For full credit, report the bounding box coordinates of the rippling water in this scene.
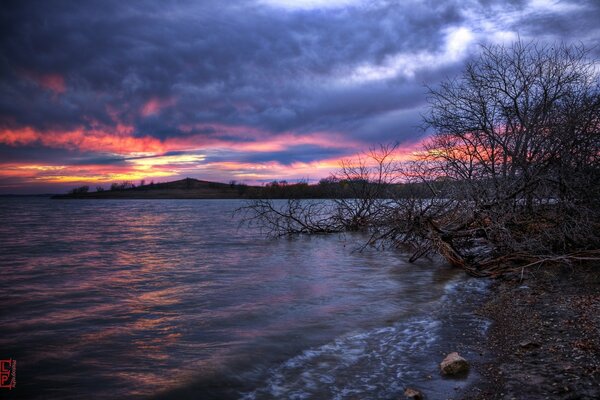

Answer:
[0,198,489,399]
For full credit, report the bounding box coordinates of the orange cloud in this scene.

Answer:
[0,162,177,185]
[0,141,426,190]
[0,121,427,191]
[0,125,360,157]
[0,126,165,154]
[0,124,366,161]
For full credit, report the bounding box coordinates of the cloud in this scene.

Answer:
[0,126,165,154]
[0,0,598,192]
[259,0,363,10]
[140,97,177,117]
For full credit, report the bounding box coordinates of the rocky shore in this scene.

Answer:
[462,264,600,400]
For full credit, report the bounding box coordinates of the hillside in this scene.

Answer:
[52,178,251,199]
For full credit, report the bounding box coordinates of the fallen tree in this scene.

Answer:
[241,40,600,277]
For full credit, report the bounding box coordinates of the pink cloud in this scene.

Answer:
[141,97,177,117]
[175,123,365,152]
[0,123,365,157]
[21,70,67,94]
[38,74,66,94]
[0,126,165,154]
[0,119,428,191]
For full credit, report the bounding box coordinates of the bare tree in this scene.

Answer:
[411,40,600,274]
[238,198,343,236]
[239,144,401,235]
[331,143,401,231]
[423,41,599,208]
[241,40,600,276]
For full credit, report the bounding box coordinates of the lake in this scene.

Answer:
[0,198,489,399]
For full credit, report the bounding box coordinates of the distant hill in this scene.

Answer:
[52,178,252,199]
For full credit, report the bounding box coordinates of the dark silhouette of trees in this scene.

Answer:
[409,40,600,273]
[242,40,600,276]
[423,41,599,209]
[240,144,401,235]
[110,181,136,191]
[69,185,89,195]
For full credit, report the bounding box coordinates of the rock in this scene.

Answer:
[404,387,424,399]
[519,340,541,349]
[440,352,469,376]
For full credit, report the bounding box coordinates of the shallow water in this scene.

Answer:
[0,198,489,399]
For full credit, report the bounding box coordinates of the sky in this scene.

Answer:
[1,0,599,193]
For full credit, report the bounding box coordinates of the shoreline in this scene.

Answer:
[462,265,600,399]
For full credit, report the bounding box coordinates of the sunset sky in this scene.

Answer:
[1,0,599,193]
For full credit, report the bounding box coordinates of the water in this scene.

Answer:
[0,198,490,399]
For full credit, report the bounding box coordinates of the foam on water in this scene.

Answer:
[242,318,440,400]
[242,276,491,400]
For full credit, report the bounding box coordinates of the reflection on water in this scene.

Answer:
[0,198,488,399]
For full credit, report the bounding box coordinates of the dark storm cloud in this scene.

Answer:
[0,1,460,136]
[0,144,77,164]
[1,0,599,147]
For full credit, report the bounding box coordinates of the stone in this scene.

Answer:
[440,352,469,376]
[519,340,541,349]
[404,387,424,399]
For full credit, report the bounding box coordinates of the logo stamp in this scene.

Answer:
[0,359,16,389]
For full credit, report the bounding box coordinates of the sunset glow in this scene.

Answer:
[1,0,597,193]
